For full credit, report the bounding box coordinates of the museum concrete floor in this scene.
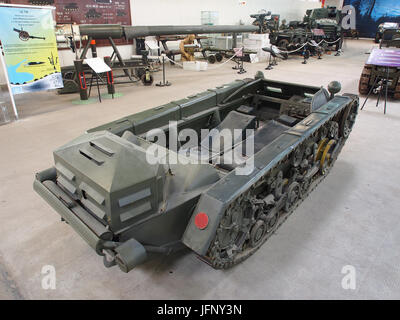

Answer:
[1,39,399,299]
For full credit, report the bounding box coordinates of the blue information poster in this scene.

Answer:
[0,5,63,94]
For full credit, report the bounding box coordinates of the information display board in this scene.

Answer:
[8,1,131,25]
[9,1,132,46]
[366,48,400,67]
[0,4,63,94]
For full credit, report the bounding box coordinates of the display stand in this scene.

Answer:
[361,66,390,114]
[0,3,62,121]
[360,48,400,115]
[262,45,282,70]
[0,29,18,120]
[156,54,171,87]
[84,58,112,103]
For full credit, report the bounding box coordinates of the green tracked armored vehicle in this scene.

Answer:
[34,73,358,272]
[270,7,343,53]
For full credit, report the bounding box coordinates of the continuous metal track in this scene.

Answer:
[199,99,359,269]
[359,65,372,96]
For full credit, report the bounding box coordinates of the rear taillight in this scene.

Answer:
[194,212,209,230]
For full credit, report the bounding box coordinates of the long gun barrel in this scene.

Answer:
[79,24,259,40]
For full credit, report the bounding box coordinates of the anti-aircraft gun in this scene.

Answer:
[251,11,280,33]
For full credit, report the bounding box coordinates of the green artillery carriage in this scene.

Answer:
[34,73,358,272]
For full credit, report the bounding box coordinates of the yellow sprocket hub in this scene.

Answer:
[320,139,336,169]
[315,138,328,161]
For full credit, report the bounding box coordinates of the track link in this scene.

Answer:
[201,99,359,270]
[359,65,372,95]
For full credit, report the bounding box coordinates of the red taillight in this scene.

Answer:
[194,212,209,230]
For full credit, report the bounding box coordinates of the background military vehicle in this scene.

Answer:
[304,6,343,50]
[375,22,400,44]
[34,73,359,273]
[378,24,400,49]
[359,56,400,100]
[269,7,343,53]
[251,11,280,34]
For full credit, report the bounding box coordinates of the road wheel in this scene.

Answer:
[249,220,266,248]
[284,182,300,213]
[208,55,216,64]
[278,39,289,50]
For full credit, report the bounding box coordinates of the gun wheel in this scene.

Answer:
[208,55,216,64]
[141,73,154,86]
[278,39,289,50]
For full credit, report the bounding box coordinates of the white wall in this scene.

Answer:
[131,0,322,26]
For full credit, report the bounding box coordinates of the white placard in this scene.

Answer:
[84,57,111,74]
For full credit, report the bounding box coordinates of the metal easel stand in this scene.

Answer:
[156,54,171,87]
[88,71,107,103]
[265,48,275,70]
[265,54,274,70]
[361,66,389,114]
